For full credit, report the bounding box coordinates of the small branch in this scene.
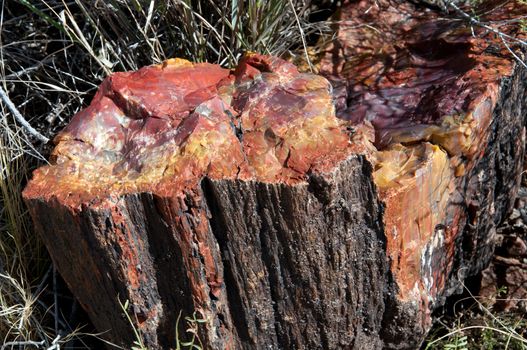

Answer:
[1,340,45,350]
[446,2,527,70]
[501,35,527,69]
[4,55,55,80]
[0,85,49,143]
[46,335,62,350]
[448,2,527,47]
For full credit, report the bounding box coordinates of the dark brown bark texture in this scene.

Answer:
[23,0,527,348]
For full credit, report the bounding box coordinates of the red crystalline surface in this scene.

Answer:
[23,54,359,208]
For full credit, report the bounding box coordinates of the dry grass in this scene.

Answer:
[20,0,329,72]
[424,282,527,350]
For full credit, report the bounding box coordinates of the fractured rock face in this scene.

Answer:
[23,0,527,348]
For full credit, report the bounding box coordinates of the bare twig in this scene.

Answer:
[501,35,527,69]
[447,2,527,70]
[0,85,49,143]
[4,56,54,80]
[1,339,45,350]
[1,334,63,350]
[448,2,527,47]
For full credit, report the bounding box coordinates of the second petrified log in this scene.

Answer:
[23,0,527,348]
[306,0,527,347]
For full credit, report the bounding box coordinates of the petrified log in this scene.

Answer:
[23,0,527,349]
[309,0,527,346]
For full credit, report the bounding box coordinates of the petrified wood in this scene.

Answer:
[309,0,527,347]
[23,0,527,348]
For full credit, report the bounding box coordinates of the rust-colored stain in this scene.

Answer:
[110,205,142,290]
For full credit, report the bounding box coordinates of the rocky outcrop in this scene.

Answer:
[23,0,527,348]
